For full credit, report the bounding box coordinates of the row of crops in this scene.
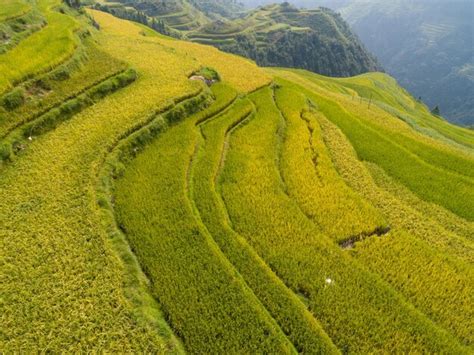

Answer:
[1,1,473,352]
[111,75,473,352]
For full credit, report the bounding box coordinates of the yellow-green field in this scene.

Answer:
[1,0,473,352]
[0,0,30,21]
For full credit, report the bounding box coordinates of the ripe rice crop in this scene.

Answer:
[0,0,79,94]
[113,86,295,353]
[270,73,474,221]
[2,3,473,353]
[0,0,31,21]
[274,83,386,241]
[0,39,127,137]
[190,92,339,353]
[1,10,213,351]
[218,85,468,353]
[316,112,474,345]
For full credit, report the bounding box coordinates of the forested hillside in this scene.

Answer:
[242,0,474,126]
[94,0,381,77]
[1,0,473,352]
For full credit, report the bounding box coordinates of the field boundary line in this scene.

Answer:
[94,87,212,353]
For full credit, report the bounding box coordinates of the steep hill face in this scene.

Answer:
[95,0,381,77]
[196,3,381,77]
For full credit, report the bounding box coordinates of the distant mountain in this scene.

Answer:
[241,0,474,126]
[94,0,381,77]
[239,0,352,9]
[338,0,474,126]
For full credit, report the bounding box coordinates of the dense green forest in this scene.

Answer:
[94,0,381,77]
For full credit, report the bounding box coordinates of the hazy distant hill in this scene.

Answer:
[338,0,474,126]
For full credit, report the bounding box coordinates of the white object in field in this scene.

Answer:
[325,278,333,285]
[28,136,32,141]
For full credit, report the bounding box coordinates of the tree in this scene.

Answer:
[64,0,80,9]
[431,105,440,116]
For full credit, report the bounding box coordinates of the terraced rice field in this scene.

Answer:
[0,0,30,21]
[1,1,473,352]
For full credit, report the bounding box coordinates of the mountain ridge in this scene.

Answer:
[93,0,382,77]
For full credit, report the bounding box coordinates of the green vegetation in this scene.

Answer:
[0,0,79,94]
[95,0,380,77]
[0,86,24,110]
[288,69,474,150]
[217,86,468,353]
[270,70,474,220]
[337,0,474,126]
[0,68,138,163]
[193,66,220,81]
[1,1,473,353]
[0,39,127,138]
[0,6,46,54]
[114,87,296,353]
[0,0,31,21]
[274,83,387,242]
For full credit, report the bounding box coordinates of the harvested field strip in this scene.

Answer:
[190,92,339,354]
[219,85,467,353]
[114,86,296,353]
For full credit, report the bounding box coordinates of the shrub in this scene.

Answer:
[0,142,13,161]
[195,67,221,81]
[51,68,71,81]
[1,87,25,110]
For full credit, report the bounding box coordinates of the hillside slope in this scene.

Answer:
[1,1,473,352]
[244,0,474,126]
[337,0,474,126]
[94,0,381,77]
